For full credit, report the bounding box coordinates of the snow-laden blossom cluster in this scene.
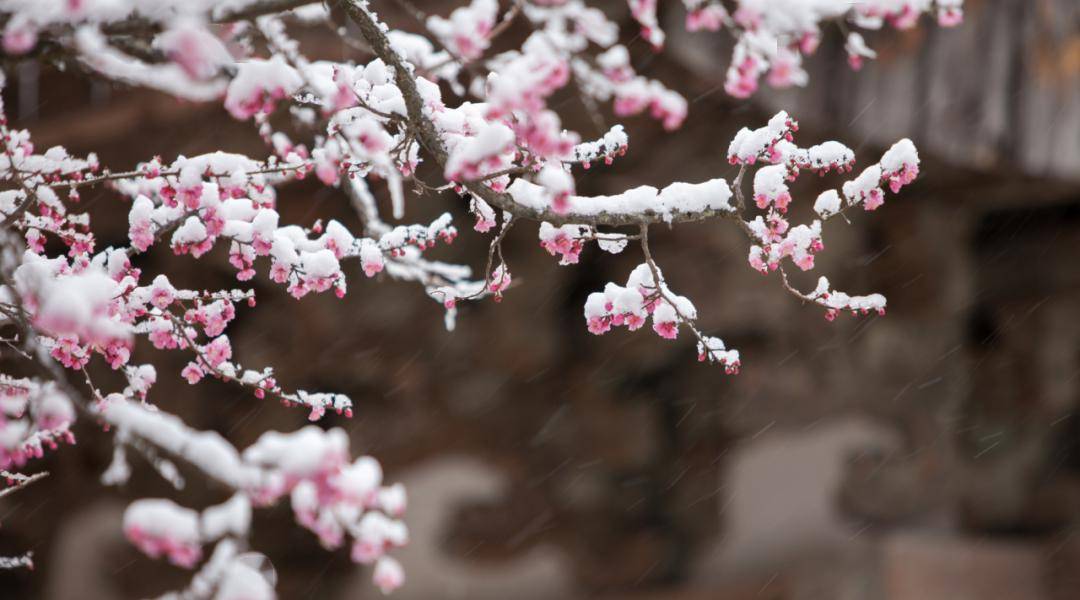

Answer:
[584,263,741,373]
[106,398,407,593]
[0,26,425,593]
[0,376,75,471]
[120,150,458,303]
[732,114,916,316]
[169,540,277,600]
[671,0,966,98]
[552,111,919,364]
[729,111,918,277]
[426,0,499,61]
[539,222,630,266]
[807,276,888,321]
[512,2,689,131]
[0,0,953,594]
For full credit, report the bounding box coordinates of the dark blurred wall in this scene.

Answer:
[2,2,1080,599]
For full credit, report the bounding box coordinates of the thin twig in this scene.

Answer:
[0,470,49,499]
[639,225,725,363]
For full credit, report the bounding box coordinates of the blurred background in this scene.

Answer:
[2,0,1080,598]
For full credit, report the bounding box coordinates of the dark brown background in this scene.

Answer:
[2,1,1079,598]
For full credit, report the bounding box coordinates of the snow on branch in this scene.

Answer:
[0,552,34,570]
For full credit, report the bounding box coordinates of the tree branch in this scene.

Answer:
[0,470,48,499]
[96,0,318,36]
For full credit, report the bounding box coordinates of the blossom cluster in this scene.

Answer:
[808,276,888,321]
[538,222,630,265]
[108,397,407,594]
[583,264,740,373]
[670,0,967,98]
[585,264,688,338]
[0,48,417,593]
[729,112,919,277]
[426,0,499,61]
[555,110,920,367]
[0,376,75,471]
